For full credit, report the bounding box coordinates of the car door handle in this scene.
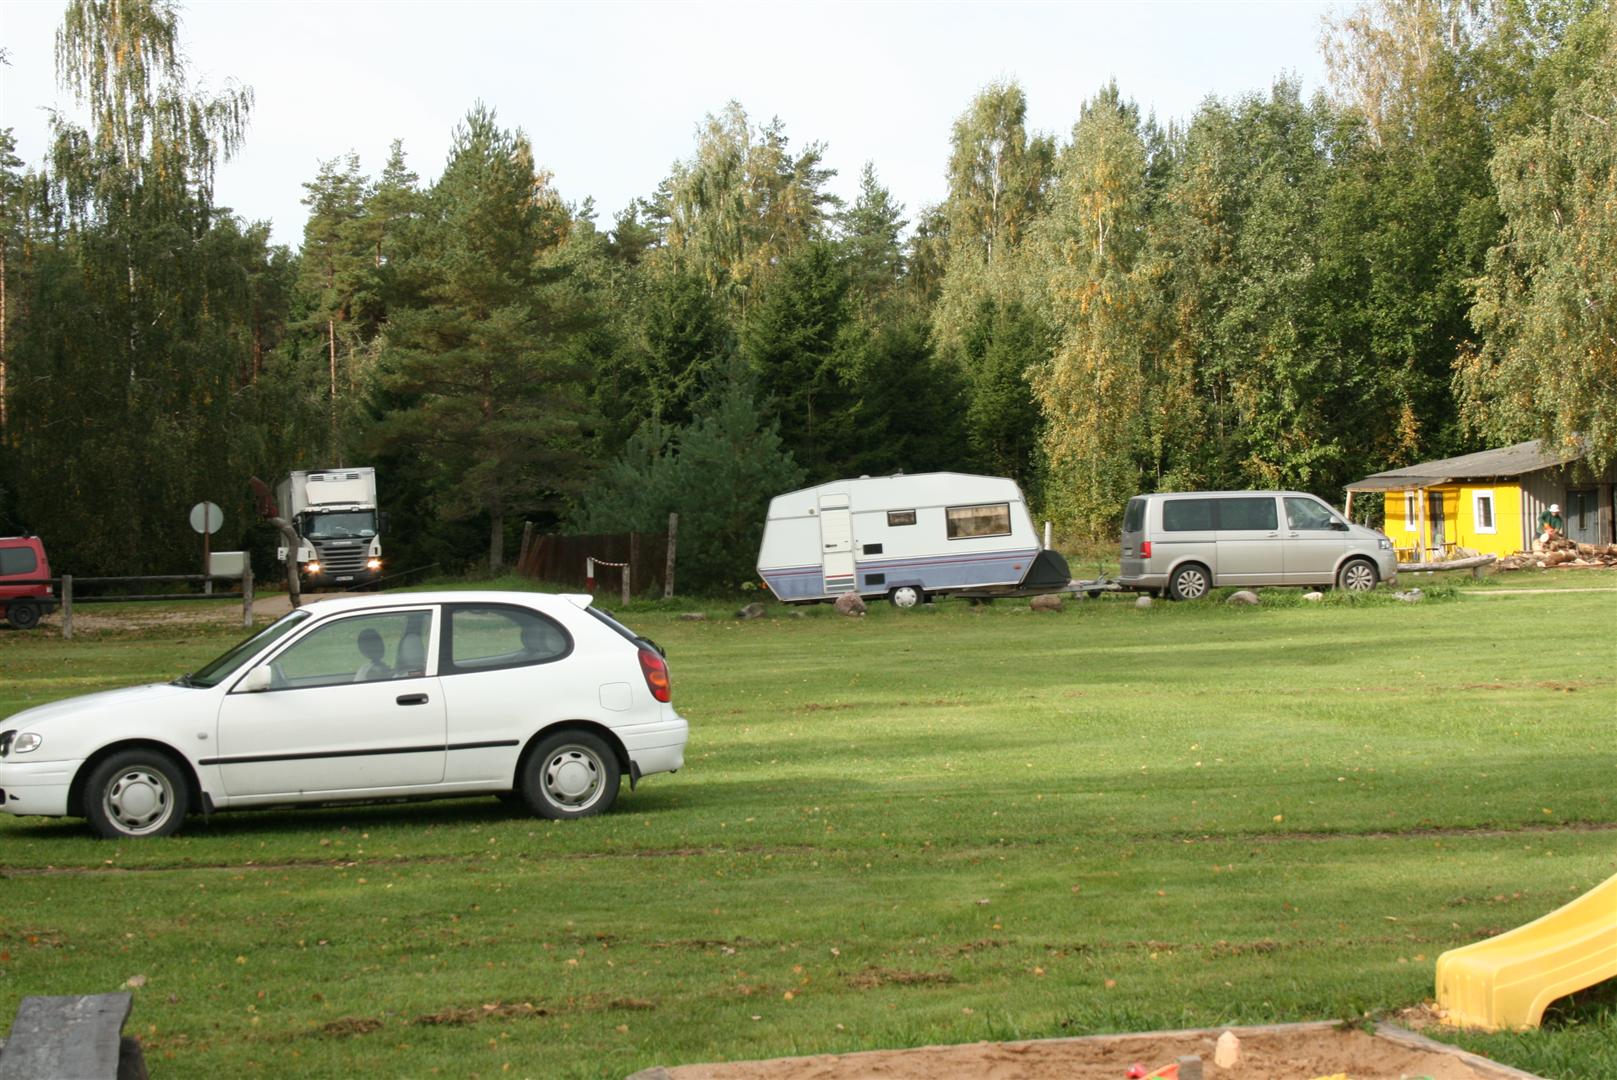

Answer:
[396,693,429,706]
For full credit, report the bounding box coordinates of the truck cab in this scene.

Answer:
[275,469,384,589]
[0,535,58,629]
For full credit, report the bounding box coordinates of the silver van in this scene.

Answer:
[1118,491,1397,600]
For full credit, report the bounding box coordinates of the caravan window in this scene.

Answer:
[887,510,917,527]
[946,503,1011,539]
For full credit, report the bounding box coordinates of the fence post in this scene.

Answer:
[242,564,254,628]
[664,513,678,599]
[517,521,535,575]
[61,574,73,640]
[621,560,631,608]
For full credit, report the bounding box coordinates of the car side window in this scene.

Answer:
[445,605,572,674]
[269,612,427,689]
[0,546,38,576]
[1162,499,1214,531]
[1285,497,1337,531]
[1217,497,1279,531]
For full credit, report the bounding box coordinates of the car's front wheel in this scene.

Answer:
[521,730,621,820]
[83,749,190,839]
[1336,558,1378,592]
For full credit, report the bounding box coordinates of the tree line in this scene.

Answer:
[0,0,1612,590]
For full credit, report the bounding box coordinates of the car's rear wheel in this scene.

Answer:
[6,601,41,630]
[1336,558,1378,592]
[522,730,620,820]
[83,750,190,839]
[1168,563,1211,601]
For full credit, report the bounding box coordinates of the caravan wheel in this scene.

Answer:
[889,586,924,609]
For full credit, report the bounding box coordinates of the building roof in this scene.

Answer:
[1346,438,1582,491]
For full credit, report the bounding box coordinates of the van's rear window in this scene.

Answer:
[1161,499,1214,531]
[0,547,38,576]
[1123,498,1145,533]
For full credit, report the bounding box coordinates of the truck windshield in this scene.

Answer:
[303,511,377,539]
[184,611,310,688]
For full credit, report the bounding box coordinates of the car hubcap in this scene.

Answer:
[892,588,919,608]
[544,747,602,808]
[1345,565,1374,590]
[105,769,173,834]
[1177,571,1207,599]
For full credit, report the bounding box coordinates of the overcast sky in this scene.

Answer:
[2,1,1335,248]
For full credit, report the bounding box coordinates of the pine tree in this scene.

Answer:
[375,105,592,570]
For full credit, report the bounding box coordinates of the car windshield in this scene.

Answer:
[185,611,311,688]
[303,511,377,540]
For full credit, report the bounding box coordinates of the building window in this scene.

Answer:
[1403,491,1418,532]
[887,510,917,527]
[945,503,1011,539]
[1472,491,1496,534]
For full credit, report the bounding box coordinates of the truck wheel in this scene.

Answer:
[83,749,190,839]
[1168,564,1211,602]
[889,586,924,609]
[6,601,41,630]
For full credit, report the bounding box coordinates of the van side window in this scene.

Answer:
[1161,499,1214,532]
[1217,497,1278,530]
[946,503,1011,539]
[1123,498,1145,533]
[1284,497,1336,530]
[887,510,917,527]
[0,546,38,576]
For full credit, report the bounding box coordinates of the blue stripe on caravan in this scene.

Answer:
[761,548,1041,601]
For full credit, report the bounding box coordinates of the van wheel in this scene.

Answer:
[889,586,924,609]
[6,601,41,630]
[83,750,190,838]
[1168,564,1211,601]
[1336,559,1378,592]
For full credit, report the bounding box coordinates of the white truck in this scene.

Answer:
[275,468,385,589]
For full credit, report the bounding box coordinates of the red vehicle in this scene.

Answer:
[0,535,56,630]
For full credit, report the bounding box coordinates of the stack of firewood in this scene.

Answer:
[1496,536,1617,570]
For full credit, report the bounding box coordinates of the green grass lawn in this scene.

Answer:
[1,585,1615,1078]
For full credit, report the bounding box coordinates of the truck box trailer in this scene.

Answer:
[757,472,1070,606]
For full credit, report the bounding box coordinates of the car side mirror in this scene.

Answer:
[237,666,272,693]
[1330,520,1349,531]
[378,512,389,535]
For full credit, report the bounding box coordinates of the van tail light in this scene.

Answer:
[1140,540,1152,558]
[638,646,671,703]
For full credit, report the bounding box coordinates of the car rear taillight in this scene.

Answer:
[638,647,671,703]
[1140,540,1152,558]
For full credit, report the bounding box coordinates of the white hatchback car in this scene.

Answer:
[0,591,688,838]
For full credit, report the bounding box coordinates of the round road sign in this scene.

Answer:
[189,501,224,535]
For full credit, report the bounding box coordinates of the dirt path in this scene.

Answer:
[36,590,317,634]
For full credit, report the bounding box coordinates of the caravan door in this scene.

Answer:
[818,494,856,594]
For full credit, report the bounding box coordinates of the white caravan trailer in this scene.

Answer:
[756,472,1071,606]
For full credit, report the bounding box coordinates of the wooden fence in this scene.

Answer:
[7,572,256,639]
[514,526,672,596]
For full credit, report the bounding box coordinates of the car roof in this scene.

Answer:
[293,590,594,617]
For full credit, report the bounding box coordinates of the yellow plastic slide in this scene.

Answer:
[1436,871,1617,1030]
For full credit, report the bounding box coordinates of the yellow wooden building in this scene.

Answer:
[1347,439,1616,561]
